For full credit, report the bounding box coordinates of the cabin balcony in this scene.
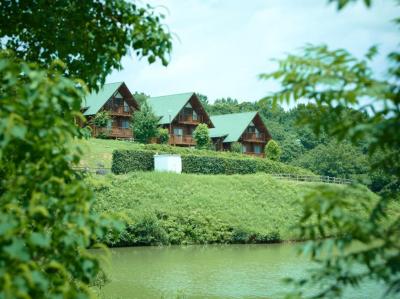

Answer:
[107,106,131,116]
[177,114,202,124]
[243,152,264,158]
[169,134,196,146]
[241,133,266,143]
[92,126,132,139]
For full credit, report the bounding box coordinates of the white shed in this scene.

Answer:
[154,154,182,173]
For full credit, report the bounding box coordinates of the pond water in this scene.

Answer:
[99,244,389,299]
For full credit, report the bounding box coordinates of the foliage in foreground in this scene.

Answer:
[0,0,173,91]
[0,0,172,297]
[0,56,122,298]
[89,172,376,246]
[261,1,400,296]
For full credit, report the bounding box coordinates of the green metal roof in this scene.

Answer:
[209,111,258,143]
[82,82,123,116]
[147,92,195,124]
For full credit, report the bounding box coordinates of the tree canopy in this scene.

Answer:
[260,0,400,296]
[131,102,160,143]
[193,123,211,150]
[0,0,172,90]
[0,1,172,297]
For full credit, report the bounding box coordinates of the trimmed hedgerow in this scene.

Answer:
[111,150,154,174]
[182,155,226,174]
[111,149,314,175]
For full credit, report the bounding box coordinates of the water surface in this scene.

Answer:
[100,244,388,299]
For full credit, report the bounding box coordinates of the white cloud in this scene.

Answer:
[108,0,400,103]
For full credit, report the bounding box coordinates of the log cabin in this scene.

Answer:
[81,82,139,139]
[209,111,272,157]
[147,92,214,146]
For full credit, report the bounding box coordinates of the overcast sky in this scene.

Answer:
[108,0,399,103]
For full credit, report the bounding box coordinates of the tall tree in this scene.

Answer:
[261,0,400,296]
[132,102,160,143]
[133,92,150,107]
[294,141,368,178]
[0,1,172,297]
[0,0,172,90]
[193,123,211,149]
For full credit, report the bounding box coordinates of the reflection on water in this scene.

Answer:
[99,244,388,299]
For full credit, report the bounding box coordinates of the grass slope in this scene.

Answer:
[91,172,376,246]
[78,139,135,168]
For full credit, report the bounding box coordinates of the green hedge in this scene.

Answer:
[112,149,314,175]
[112,150,154,174]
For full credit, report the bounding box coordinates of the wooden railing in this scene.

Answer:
[242,132,266,142]
[178,114,202,123]
[270,173,353,185]
[107,106,131,116]
[169,134,196,145]
[92,126,132,138]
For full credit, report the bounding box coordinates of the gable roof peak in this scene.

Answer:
[147,92,201,124]
[209,111,261,142]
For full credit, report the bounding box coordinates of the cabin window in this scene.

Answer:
[106,119,113,129]
[112,98,123,107]
[173,127,183,136]
[241,144,247,153]
[192,110,198,121]
[254,145,262,154]
[114,92,123,99]
[182,107,192,116]
[255,128,261,138]
[247,125,256,133]
[123,101,130,112]
[121,119,130,129]
[182,102,193,117]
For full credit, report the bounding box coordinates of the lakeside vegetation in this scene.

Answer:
[90,172,377,247]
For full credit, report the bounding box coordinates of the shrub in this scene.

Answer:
[265,140,282,161]
[230,142,242,153]
[131,102,159,143]
[91,110,111,127]
[157,127,170,144]
[193,123,211,149]
[96,130,111,139]
[114,214,168,246]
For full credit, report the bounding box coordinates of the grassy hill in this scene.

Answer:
[78,138,136,168]
[90,172,377,246]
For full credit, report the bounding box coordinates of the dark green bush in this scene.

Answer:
[112,150,154,174]
[111,149,314,175]
[110,214,168,247]
[102,211,279,246]
[182,155,226,174]
[224,157,257,174]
